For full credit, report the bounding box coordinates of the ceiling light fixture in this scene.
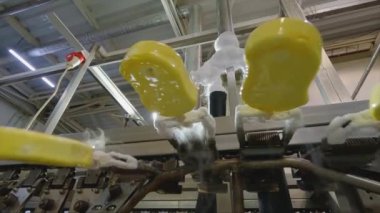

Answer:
[41,77,55,88]
[8,49,55,88]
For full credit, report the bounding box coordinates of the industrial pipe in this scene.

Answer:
[119,158,380,212]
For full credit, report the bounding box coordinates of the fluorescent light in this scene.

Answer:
[41,77,55,88]
[8,49,36,71]
[8,48,55,88]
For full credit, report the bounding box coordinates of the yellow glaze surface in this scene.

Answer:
[0,127,93,168]
[243,18,322,112]
[369,84,380,121]
[120,41,197,117]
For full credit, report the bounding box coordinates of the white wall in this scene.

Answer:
[306,53,380,106]
[334,56,380,100]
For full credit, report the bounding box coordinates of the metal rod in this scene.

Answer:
[230,171,244,213]
[161,0,186,36]
[352,43,380,99]
[119,158,380,211]
[186,5,205,110]
[29,77,133,101]
[216,0,234,33]
[185,5,202,72]
[47,12,88,53]
[89,66,146,125]
[0,63,67,87]
[44,46,96,134]
[48,12,145,125]
[226,68,239,117]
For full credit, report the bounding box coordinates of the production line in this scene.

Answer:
[0,1,380,213]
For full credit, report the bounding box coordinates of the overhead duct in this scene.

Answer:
[28,12,177,56]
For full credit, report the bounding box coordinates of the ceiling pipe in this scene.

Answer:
[0,0,54,19]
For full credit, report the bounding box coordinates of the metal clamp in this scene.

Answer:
[235,104,302,158]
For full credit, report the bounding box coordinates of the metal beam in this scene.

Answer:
[161,0,186,36]
[4,13,70,102]
[44,46,96,134]
[0,15,275,86]
[5,16,59,64]
[185,4,202,72]
[0,7,36,98]
[0,89,36,115]
[0,63,67,87]
[0,0,53,19]
[93,15,275,61]
[89,66,146,125]
[61,118,85,132]
[29,78,135,101]
[62,100,371,156]
[48,12,146,125]
[216,0,233,33]
[305,0,380,20]
[0,67,32,97]
[47,12,88,53]
[280,0,352,103]
[65,104,142,118]
[374,32,380,49]
[216,0,239,117]
[72,0,100,29]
